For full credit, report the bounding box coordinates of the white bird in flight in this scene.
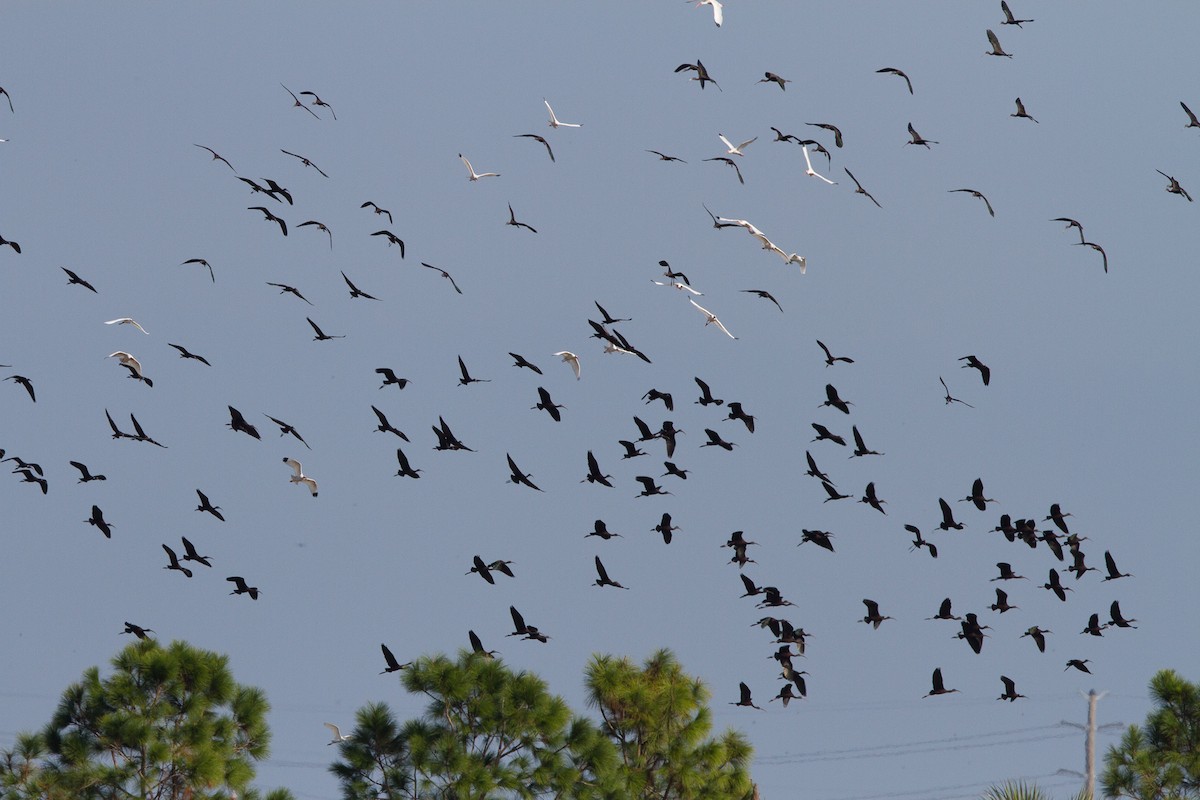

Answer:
[544,99,581,129]
[801,145,837,185]
[107,351,146,379]
[553,351,581,380]
[283,457,319,496]
[458,153,500,181]
[653,280,703,296]
[718,133,757,157]
[689,298,737,339]
[323,723,350,745]
[105,317,149,334]
[691,0,723,27]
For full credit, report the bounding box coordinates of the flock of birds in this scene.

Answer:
[2,4,1187,783]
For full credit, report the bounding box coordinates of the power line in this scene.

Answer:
[754,724,1065,764]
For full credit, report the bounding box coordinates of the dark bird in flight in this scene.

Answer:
[582,451,613,487]
[227,406,261,440]
[701,429,736,451]
[16,468,47,494]
[959,355,991,385]
[921,666,960,695]
[507,606,549,642]
[771,684,800,707]
[927,598,960,621]
[195,489,225,521]
[618,440,645,459]
[1102,551,1132,581]
[1156,169,1193,202]
[991,588,1018,613]
[5,456,42,475]
[180,536,211,568]
[0,233,21,254]
[1043,568,1073,602]
[1052,217,1087,243]
[643,388,673,410]
[962,478,995,511]
[506,204,538,233]
[247,206,286,236]
[509,353,542,374]
[821,384,853,414]
[1108,601,1137,629]
[181,257,215,283]
[998,676,1025,702]
[654,513,679,544]
[167,343,211,366]
[595,300,631,325]
[86,505,113,538]
[1181,101,1200,130]
[587,519,621,540]
[770,126,799,143]
[986,29,1013,57]
[419,262,464,294]
[376,368,411,391]
[468,555,496,584]
[850,426,882,458]
[264,415,310,449]
[1066,659,1091,674]
[69,461,106,482]
[506,454,543,491]
[371,405,408,440]
[844,168,882,208]
[122,622,153,640]
[281,83,320,118]
[62,267,98,292]
[162,544,193,578]
[876,67,913,95]
[533,386,564,422]
[635,475,671,497]
[731,682,763,710]
[1000,1,1033,26]
[6,375,34,402]
[992,562,1026,581]
[958,614,990,654]
[380,643,409,674]
[859,482,887,514]
[861,599,893,629]
[341,271,379,301]
[267,282,314,305]
[799,529,835,552]
[469,630,499,658]
[757,72,789,90]
[361,201,393,224]
[1021,626,1050,652]
[704,156,744,185]
[905,122,938,148]
[694,377,724,406]
[514,133,554,162]
[1045,503,1072,534]
[949,189,995,217]
[806,122,844,148]
[820,481,851,502]
[938,498,965,531]
[940,377,974,407]
[646,149,687,163]
[371,229,406,256]
[298,90,335,119]
[307,317,344,341]
[726,402,755,433]
[1081,613,1108,637]
[1011,97,1038,123]
[816,340,854,367]
[593,556,628,589]
[297,220,333,250]
[457,355,489,386]
[432,417,473,452]
[129,413,167,448]
[227,576,259,599]
[811,423,846,447]
[263,178,293,203]
[280,149,329,177]
[674,59,720,90]
[1069,548,1098,581]
[907,525,938,558]
[394,446,422,479]
[194,144,235,171]
[1075,241,1109,274]
[741,289,783,311]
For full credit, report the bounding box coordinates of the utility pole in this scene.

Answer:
[1061,689,1120,798]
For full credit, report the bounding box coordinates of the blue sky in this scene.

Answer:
[2,4,1198,799]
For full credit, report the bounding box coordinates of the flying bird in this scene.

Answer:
[816,340,854,367]
[731,682,763,710]
[267,282,314,305]
[227,406,261,440]
[62,267,98,292]
[939,377,973,407]
[469,630,499,658]
[991,588,1018,613]
[195,490,225,521]
[376,368,411,391]
[653,513,679,544]
[949,189,995,217]
[1011,97,1038,123]
[704,156,744,185]
[417,262,464,294]
[844,168,882,207]
[307,317,345,341]
[0,233,20,253]
[691,0,723,27]
[122,622,153,640]
[811,423,846,447]
[553,351,580,380]
[298,220,333,249]
[227,576,260,599]
[593,556,628,589]
[280,149,329,177]
[1021,626,1050,652]
[194,144,235,171]
[162,544,193,578]
[998,676,1025,702]
[801,145,837,185]
[506,453,543,491]
[906,122,938,148]
[180,536,212,567]
[986,29,1013,57]
[1000,1,1033,26]
[757,72,789,90]
[806,122,844,148]
[509,353,542,374]
[1156,169,1193,201]
[821,384,853,414]
[361,201,393,224]
[907,525,938,558]
[674,60,720,90]
[86,505,113,538]
[247,206,287,236]
[69,461,106,482]
[1066,659,1091,674]
[533,386,565,422]
[959,355,991,385]
[1043,568,1073,602]
[861,599,893,629]
[341,271,380,301]
[740,289,782,312]
[394,446,422,479]
[1181,101,1200,129]
[1108,601,1137,629]
[1052,217,1087,243]
[938,498,965,531]
[587,519,621,539]
[371,405,409,440]
[106,351,151,386]
[283,457,318,496]
[688,298,736,339]
[850,426,883,458]
[507,606,549,642]
[459,153,500,181]
[1102,551,1132,581]
[962,478,995,511]
[506,204,538,233]
[635,475,671,498]
[457,355,490,385]
[514,133,554,162]
[281,84,320,118]
[1075,241,1109,274]
[718,133,757,157]
[859,482,887,514]
[543,99,581,129]
[926,668,959,697]
[876,67,913,94]
[380,643,410,674]
[265,414,311,449]
[6,374,35,402]
[105,317,149,335]
[370,229,405,257]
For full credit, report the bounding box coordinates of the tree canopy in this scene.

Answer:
[1103,669,1200,800]
[0,639,293,800]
